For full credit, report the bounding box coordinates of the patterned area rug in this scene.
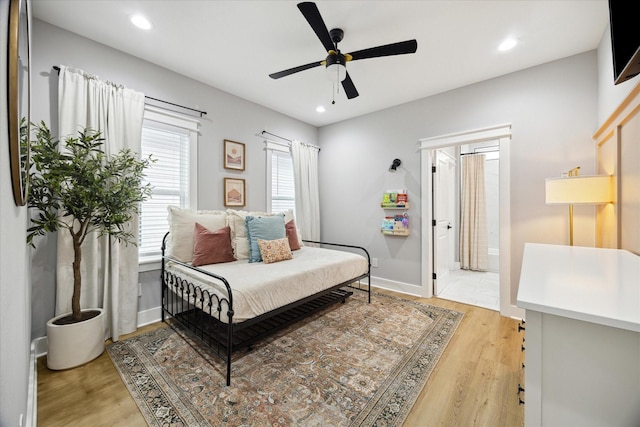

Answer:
[107,291,462,426]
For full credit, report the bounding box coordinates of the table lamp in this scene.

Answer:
[545,167,613,245]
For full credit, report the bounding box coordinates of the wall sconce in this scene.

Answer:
[389,158,402,172]
[545,166,613,246]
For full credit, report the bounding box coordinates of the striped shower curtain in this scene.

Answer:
[459,154,488,271]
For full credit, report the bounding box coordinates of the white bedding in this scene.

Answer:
[166,246,368,323]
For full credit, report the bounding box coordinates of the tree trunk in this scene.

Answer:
[71,235,82,322]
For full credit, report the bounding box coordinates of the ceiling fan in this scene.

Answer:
[269,2,418,100]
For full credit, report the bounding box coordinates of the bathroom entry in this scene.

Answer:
[432,143,501,311]
[432,149,457,296]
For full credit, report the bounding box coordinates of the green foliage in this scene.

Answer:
[27,121,154,247]
[27,121,154,322]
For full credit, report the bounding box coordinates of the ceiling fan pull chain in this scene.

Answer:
[332,81,336,105]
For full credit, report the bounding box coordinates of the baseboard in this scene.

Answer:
[137,306,162,327]
[366,276,423,297]
[27,340,40,427]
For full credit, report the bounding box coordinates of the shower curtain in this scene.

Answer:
[459,154,488,271]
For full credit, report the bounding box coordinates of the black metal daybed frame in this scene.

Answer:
[160,232,371,386]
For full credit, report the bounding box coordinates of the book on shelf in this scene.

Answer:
[381,212,409,234]
[381,189,408,208]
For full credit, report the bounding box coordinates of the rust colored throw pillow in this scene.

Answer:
[257,238,293,264]
[285,220,301,250]
[192,223,236,267]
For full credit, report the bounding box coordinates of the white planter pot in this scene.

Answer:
[46,308,105,370]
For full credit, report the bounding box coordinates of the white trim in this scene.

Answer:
[263,139,290,153]
[144,105,199,131]
[139,257,161,272]
[27,341,39,427]
[419,125,524,319]
[419,124,512,150]
[362,276,422,297]
[137,307,162,327]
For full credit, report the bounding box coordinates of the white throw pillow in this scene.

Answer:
[167,206,227,262]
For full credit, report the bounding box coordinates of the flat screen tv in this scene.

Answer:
[609,0,640,85]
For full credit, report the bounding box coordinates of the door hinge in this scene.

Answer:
[432,273,437,280]
[432,166,436,173]
[432,219,436,226]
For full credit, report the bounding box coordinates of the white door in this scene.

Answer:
[433,150,456,295]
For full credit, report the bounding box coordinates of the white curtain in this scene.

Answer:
[459,154,488,271]
[56,65,145,341]
[290,140,320,241]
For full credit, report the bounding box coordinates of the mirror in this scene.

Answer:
[8,0,30,206]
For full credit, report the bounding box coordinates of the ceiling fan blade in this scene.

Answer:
[269,60,323,79]
[297,2,335,52]
[347,39,418,61]
[342,73,359,99]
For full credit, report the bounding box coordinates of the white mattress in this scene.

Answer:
[166,246,368,323]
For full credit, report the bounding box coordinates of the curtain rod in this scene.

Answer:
[259,130,321,152]
[260,130,291,142]
[52,66,207,117]
[460,148,499,156]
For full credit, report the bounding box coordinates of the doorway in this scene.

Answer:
[419,124,524,319]
[435,144,500,311]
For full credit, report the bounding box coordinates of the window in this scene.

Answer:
[266,142,295,215]
[138,106,198,268]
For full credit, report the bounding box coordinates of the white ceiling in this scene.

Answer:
[31,1,609,127]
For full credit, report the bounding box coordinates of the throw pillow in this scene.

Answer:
[258,238,293,264]
[167,206,227,262]
[226,209,273,260]
[191,223,236,267]
[285,219,301,250]
[245,214,286,263]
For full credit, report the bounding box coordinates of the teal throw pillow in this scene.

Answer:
[245,214,286,263]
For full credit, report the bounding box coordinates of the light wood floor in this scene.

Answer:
[38,289,525,426]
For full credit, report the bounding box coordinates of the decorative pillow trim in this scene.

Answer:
[257,238,293,264]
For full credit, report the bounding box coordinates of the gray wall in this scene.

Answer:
[0,3,31,426]
[29,20,318,338]
[318,51,600,304]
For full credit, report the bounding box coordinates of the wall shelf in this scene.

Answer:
[381,190,409,236]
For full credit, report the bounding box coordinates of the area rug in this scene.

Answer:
[107,291,463,426]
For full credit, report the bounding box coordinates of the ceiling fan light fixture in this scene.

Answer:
[325,54,347,82]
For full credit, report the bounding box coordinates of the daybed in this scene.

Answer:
[160,207,371,385]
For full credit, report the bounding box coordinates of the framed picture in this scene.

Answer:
[224,139,245,171]
[224,178,246,207]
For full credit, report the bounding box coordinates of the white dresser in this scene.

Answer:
[517,243,640,427]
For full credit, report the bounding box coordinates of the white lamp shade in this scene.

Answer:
[326,63,347,82]
[545,175,614,204]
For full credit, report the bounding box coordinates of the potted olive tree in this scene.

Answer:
[27,121,153,369]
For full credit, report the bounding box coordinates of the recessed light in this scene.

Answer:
[316,106,326,113]
[130,14,152,30]
[498,37,517,52]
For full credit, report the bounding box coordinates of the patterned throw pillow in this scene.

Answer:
[257,238,293,264]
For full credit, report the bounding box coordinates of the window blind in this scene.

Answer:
[139,123,190,259]
[271,150,296,214]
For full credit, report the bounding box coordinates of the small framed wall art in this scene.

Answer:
[224,178,246,207]
[224,139,245,171]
